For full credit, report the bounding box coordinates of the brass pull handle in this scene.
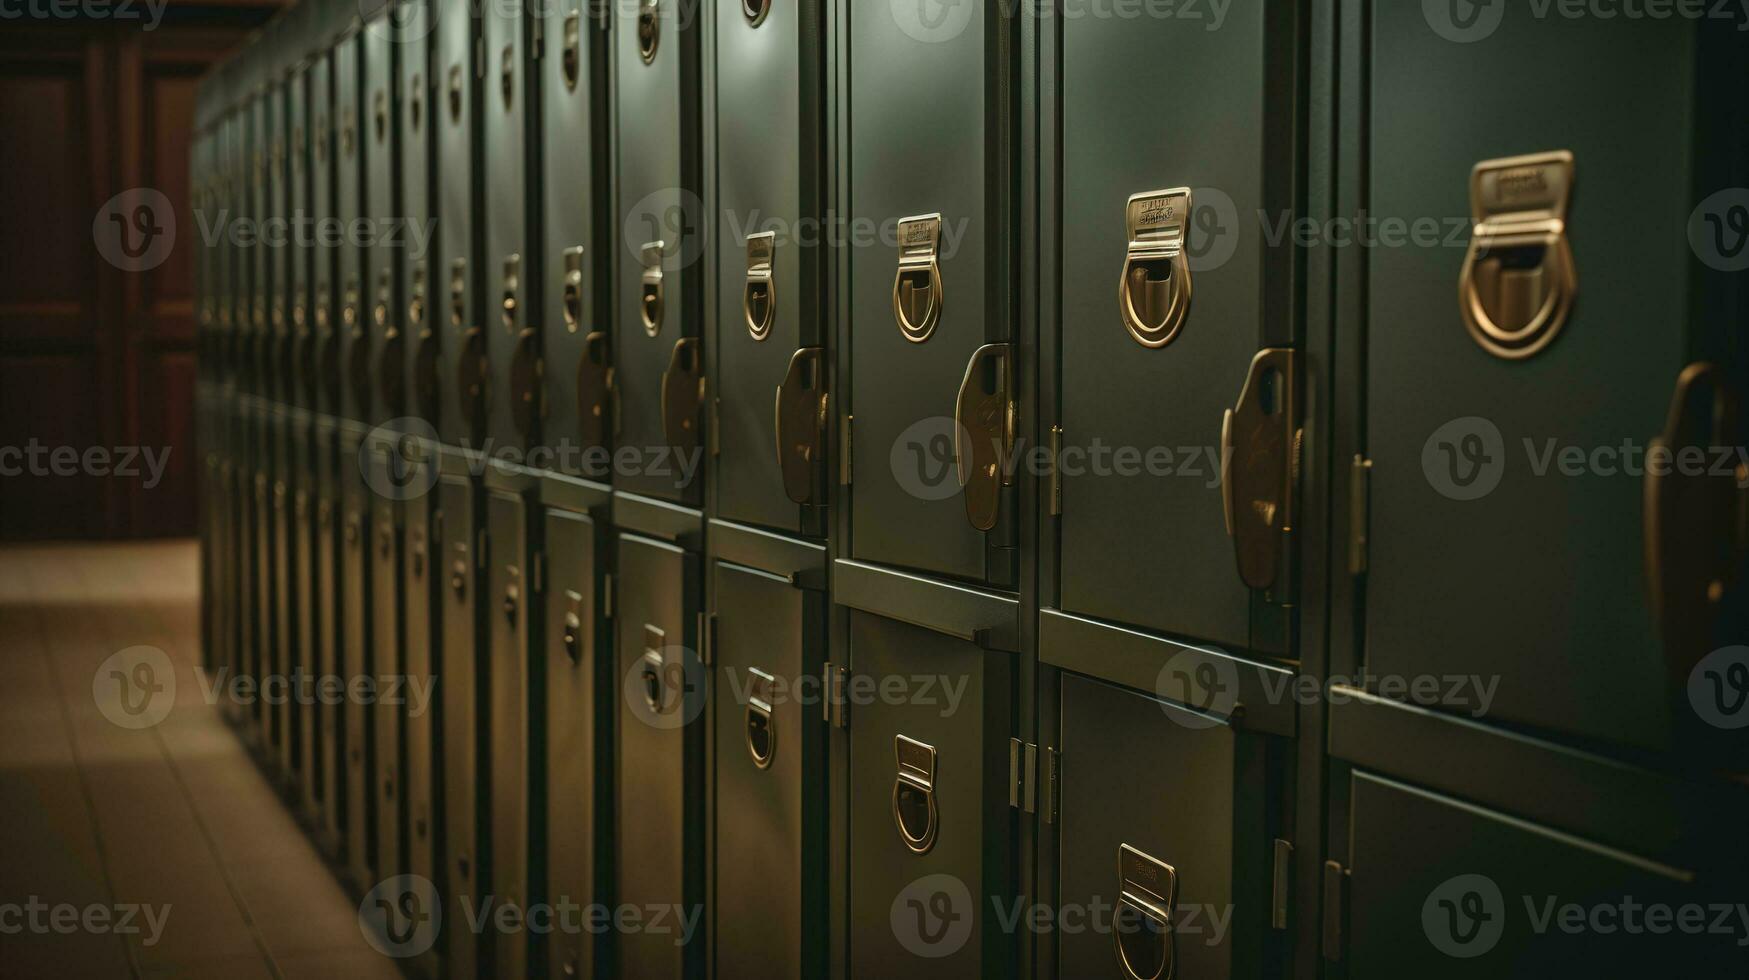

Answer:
[503,580,519,623]
[1118,187,1193,349]
[510,328,543,436]
[500,43,514,109]
[661,337,704,458]
[577,330,614,449]
[1114,844,1178,980]
[637,0,660,63]
[954,343,1014,532]
[892,214,943,343]
[891,735,939,854]
[775,346,827,505]
[451,558,468,598]
[562,12,582,89]
[1458,151,1577,360]
[562,246,585,333]
[745,667,776,769]
[1645,362,1746,684]
[448,64,463,122]
[639,241,666,337]
[743,0,771,25]
[562,608,582,665]
[743,231,777,340]
[1222,348,1301,599]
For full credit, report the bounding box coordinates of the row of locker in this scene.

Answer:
[192,0,1749,975]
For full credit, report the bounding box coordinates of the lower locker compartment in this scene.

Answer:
[294,443,323,825]
[1344,771,1725,976]
[847,611,1014,978]
[1054,672,1278,980]
[341,441,376,889]
[438,470,487,979]
[615,532,705,980]
[272,416,297,781]
[314,423,345,855]
[401,472,442,980]
[544,504,605,980]
[487,479,539,979]
[253,424,275,752]
[712,560,828,980]
[371,480,405,885]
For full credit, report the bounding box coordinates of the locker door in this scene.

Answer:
[363,21,401,428]
[335,27,371,424]
[295,424,322,816]
[399,0,440,433]
[613,0,703,505]
[713,561,827,979]
[1361,10,1749,753]
[438,472,486,978]
[540,0,607,477]
[400,456,439,931]
[435,0,486,448]
[311,40,341,421]
[1056,3,1296,654]
[484,0,540,451]
[543,506,602,980]
[287,11,313,416]
[1345,772,1708,975]
[712,0,822,534]
[845,0,1009,584]
[847,612,1013,977]
[371,464,406,882]
[615,532,704,979]
[273,413,299,778]
[1055,674,1276,979]
[251,410,273,738]
[487,486,536,978]
[315,422,345,849]
[342,437,377,887]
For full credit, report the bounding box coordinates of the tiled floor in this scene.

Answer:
[0,541,399,980]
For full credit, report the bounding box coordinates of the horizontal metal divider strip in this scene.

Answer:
[1038,609,1296,738]
[611,490,704,549]
[480,459,541,493]
[436,444,487,479]
[1327,686,1749,869]
[707,519,827,591]
[538,470,613,518]
[831,559,1019,653]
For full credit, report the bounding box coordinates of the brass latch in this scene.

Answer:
[743,231,776,341]
[892,214,943,343]
[661,337,704,457]
[1222,348,1302,601]
[744,0,770,26]
[562,12,581,89]
[891,735,939,854]
[745,667,776,769]
[501,254,520,333]
[450,258,467,330]
[775,346,828,505]
[1115,844,1177,980]
[510,326,542,436]
[637,0,660,63]
[1118,187,1193,349]
[1459,151,1576,360]
[640,240,665,337]
[562,246,584,334]
[1645,362,1747,687]
[578,330,615,447]
[955,343,1014,532]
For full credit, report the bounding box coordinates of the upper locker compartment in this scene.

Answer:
[714,0,825,536]
[1362,8,1749,756]
[434,0,485,449]
[485,0,540,451]
[361,1,401,428]
[541,0,608,479]
[398,0,438,431]
[614,0,703,505]
[1054,2,1298,659]
[846,0,1012,586]
[332,4,371,426]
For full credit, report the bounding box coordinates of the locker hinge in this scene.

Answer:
[1008,739,1038,814]
[531,550,545,595]
[700,611,715,666]
[475,36,485,80]
[1047,425,1063,517]
[1348,456,1372,576]
[823,662,848,728]
[1041,746,1059,823]
[601,572,614,619]
[710,396,721,457]
[839,414,853,485]
[1322,860,1348,963]
[476,527,489,569]
[1271,839,1293,931]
